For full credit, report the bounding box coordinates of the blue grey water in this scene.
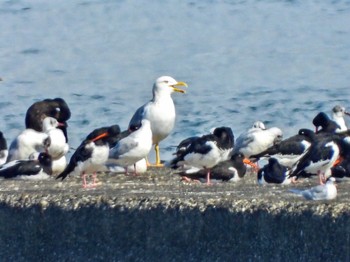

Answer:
[1,0,350,162]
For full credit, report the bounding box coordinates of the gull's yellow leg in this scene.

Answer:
[146,144,164,167]
[154,144,164,167]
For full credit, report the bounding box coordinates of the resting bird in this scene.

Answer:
[331,105,350,132]
[289,131,350,184]
[251,129,313,168]
[176,152,247,183]
[257,158,295,185]
[234,122,283,158]
[312,112,341,134]
[42,117,69,160]
[0,152,52,180]
[128,76,187,167]
[169,127,234,185]
[0,131,8,165]
[25,97,71,142]
[7,128,51,162]
[41,117,69,175]
[289,177,337,200]
[56,125,123,188]
[108,119,153,175]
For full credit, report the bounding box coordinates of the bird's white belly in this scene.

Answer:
[145,100,176,144]
[184,148,221,169]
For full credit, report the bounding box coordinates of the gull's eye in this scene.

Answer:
[164,80,169,84]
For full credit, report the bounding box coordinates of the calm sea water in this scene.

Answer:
[1,0,350,162]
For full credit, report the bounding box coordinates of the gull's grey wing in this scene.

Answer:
[128,104,147,130]
[109,140,139,159]
[302,185,327,200]
[235,134,255,152]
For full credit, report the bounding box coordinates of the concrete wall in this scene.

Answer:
[0,204,349,261]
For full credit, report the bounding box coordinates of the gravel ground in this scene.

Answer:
[0,167,349,215]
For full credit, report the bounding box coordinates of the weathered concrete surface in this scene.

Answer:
[0,167,350,261]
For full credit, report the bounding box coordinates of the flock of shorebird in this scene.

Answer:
[0,76,349,200]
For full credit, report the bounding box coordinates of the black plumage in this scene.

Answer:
[25,98,71,141]
[251,129,313,168]
[0,152,52,179]
[56,125,123,183]
[177,153,247,182]
[257,158,291,184]
[313,112,341,134]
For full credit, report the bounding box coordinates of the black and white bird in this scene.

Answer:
[128,76,187,166]
[176,152,247,183]
[257,158,295,185]
[42,117,69,159]
[313,112,341,134]
[6,128,51,162]
[331,105,350,132]
[289,177,337,200]
[41,117,69,175]
[0,152,52,180]
[234,122,283,158]
[251,129,314,168]
[56,125,122,188]
[108,119,153,175]
[170,126,234,185]
[0,131,8,165]
[25,97,71,142]
[289,132,350,184]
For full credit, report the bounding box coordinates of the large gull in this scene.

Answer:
[128,76,187,167]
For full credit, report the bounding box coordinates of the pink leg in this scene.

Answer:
[206,169,211,185]
[318,171,325,185]
[91,173,97,187]
[82,173,88,188]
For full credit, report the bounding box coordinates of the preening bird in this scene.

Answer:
[25,97,71,142]
[56,125,123,188]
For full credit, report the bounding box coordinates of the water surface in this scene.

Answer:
[1,0,350,161]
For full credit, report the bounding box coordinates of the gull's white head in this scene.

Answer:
[42,117,59,131]
[153,76,188,97]
[252,121,266,130]
[332,105,350,117]
[327,177,336,184]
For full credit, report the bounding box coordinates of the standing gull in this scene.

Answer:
[129,76,187,166]
[108,119,153,175]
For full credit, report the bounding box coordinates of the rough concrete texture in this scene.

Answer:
[0,167,350,261]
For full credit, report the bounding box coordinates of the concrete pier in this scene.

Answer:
[0,168,349,261]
